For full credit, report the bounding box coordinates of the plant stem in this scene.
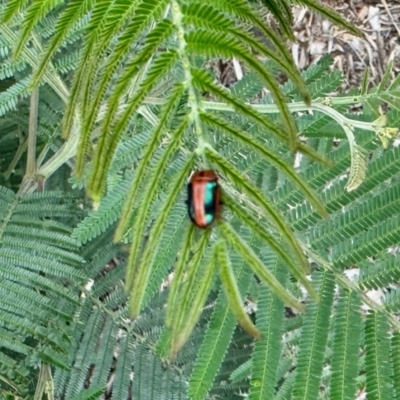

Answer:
[18,88,39,196]
[37,116,80,179]
[33,363,54,400]
[201,99,379,133]
[170,0,207,159]
[3,137,28,180]
[143,94,390,136]
[26,87,39,177]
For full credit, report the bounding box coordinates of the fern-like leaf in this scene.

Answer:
[31,0,93,88]
[1,0,30,23]
[219,221,305,311]
[88,50,179,199]
[292,270,335,400]
[124,118,189,310]
[346,144,368,192]
[206,146,312,281]
[201,111,328,218]
[187,30,301,146]
[391,332,400,400]
[70,386,105,400]
[364,310,393,399]
[82,17,174,158]
[14,0,64,59]
[189,229,254,399]
[169,231,213,358]
[82,0,170,147]
[249,261,286,399]
[216,239,261,338]
[114,83,186,240]
[72,174,132,245]
[330,289,361,400]
[223,193,316,299]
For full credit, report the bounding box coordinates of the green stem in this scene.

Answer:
[143,94,389,137]
[37,116,80,179]
[18,88,40,196]
[3,137,28,180]
[25,87,39,177]
[202,100,378,133]
[170,1,207,158]
[33,363,54,400]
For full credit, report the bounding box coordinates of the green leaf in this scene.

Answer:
[230,359,252,383]
[189,231,253,399]
[82,16,175,167]
[72,174,132,245]
[205,146,312,278]
[191,68,288,144]
[14,0,65,59]
[142,204,188,307]
[249,261,286,400]
[216,239,261,338]
[182,2,308,99]
[361,67,371,95]
[169,233,215,358]
[377,62,393,93]
[30,0,94,87]
[365,311,394,400]
[208,0,309,103]
[114,83,186,241]
[360,254,400,291]
[78,0,146,123]
[275,370,296,400]
[112,331,136,400]
[124,118,189,308]
[169,229,210,334]
[292,270,335,400]
[1,0,30,22]
[129,155,195,315]
[61,0,115,138]
[330,290,361,400]
[186,31,298,148]
[88,50,179,199]
[223,193,317,301]
[133,344,187,399]
[391,332,400,400]
[219,221,305,311]
[193,68,331,166]
[166,224,195,328]
[69,386,105,400]
[201,111,328,219]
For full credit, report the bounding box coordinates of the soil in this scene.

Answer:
[290,0,400,89]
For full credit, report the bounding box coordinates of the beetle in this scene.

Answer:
[187,170,222,229]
